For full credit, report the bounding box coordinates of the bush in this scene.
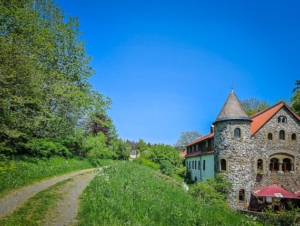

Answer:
[133,157,160,170]
[25,138,72,158]
[86,148,118,159]
[189,174,232,208]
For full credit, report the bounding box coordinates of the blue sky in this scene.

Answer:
[56,0,300,145]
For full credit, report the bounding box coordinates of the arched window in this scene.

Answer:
[278,116,287,123]
[268,133,273,140]
[203,160,206,171]
[234,128,241,138]
[292,133,296,141]
[283,158,291,172]
[194,176,197,182]
[269,158,279,173]
[239,189,245,203]
[257,159,263,171]
[279,130,285,140]
[220,159,227,171]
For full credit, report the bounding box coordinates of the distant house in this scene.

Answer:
[130,150,139,159]
[185,89,300,209]
[179,149,187,158]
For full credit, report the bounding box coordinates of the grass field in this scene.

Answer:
[0,156,112,197]
[77,161,261,226]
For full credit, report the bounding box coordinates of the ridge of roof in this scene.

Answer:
[214,90,251,123]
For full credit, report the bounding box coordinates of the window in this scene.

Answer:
[292,133,297,141]
[198,161,200,170]
[220,159,227,171]
[278,116,287,123]
[257,159,263,172]
[194,176,197,182]
[192,161,194,169]
[279,130,285,140]
[283,158,291,173]
[189,161,191,169]
[268,133,273,140]
[239,189,245,203]
[269,158,279,173]
[234,128,241,138]
[203,160,206,171]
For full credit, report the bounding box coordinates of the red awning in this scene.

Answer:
[252,184,300,199]
[294,191,300,197]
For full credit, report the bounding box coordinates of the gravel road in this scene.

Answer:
[0,168,98,223]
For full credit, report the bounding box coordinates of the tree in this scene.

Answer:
[0,0,111,156]
[292,80,300,115]
[240,98,270,116]
[174,131,202,151]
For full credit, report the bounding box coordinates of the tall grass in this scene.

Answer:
[77,162,261,225]
[0,156,113,197]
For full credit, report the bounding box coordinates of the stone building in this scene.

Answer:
[185,89,300,209]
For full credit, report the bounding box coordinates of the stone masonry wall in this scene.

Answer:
[214,108,300,209]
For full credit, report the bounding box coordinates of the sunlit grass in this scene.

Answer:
[0,156,113,197]
[77,162,262,226]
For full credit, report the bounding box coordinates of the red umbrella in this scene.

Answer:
[294,191,300,197]
[252,184,300,199]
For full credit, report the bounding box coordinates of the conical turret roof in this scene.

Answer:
[214,89,251,123]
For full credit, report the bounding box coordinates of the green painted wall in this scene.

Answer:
[186,154,214,182]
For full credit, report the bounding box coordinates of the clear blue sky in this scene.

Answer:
[56,0,300,145]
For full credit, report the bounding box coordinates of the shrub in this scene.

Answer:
[86,148,118,159]
[133,157,160,170]
[25,138,72,158]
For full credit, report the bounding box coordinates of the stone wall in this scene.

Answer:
[213,108,300,209]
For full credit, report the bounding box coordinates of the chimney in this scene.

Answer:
[210,125,214,133]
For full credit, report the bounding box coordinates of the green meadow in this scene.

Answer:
[77,161,261,226]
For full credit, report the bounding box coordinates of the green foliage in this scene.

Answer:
[189,174,232,208]
[0,0,112,157]
[132,157,160,170]
[77,162,261,225]
[160,160,174,176]
[262,203,300,226]
[141,144,184,179]
[109,139,130,160]
[24,138,72,158]
[291,91,300,115]
[241,98,270,116]
[136,138,148,153]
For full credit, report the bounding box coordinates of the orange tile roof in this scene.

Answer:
[250,102,300,135]
[185,102,300,146]
[187,133,214,146]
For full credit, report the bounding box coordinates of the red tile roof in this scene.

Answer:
[187,133,214,146]
[185,150,214,158]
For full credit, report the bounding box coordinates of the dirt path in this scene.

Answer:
[42,172,96,226]
[0,168,98,220]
